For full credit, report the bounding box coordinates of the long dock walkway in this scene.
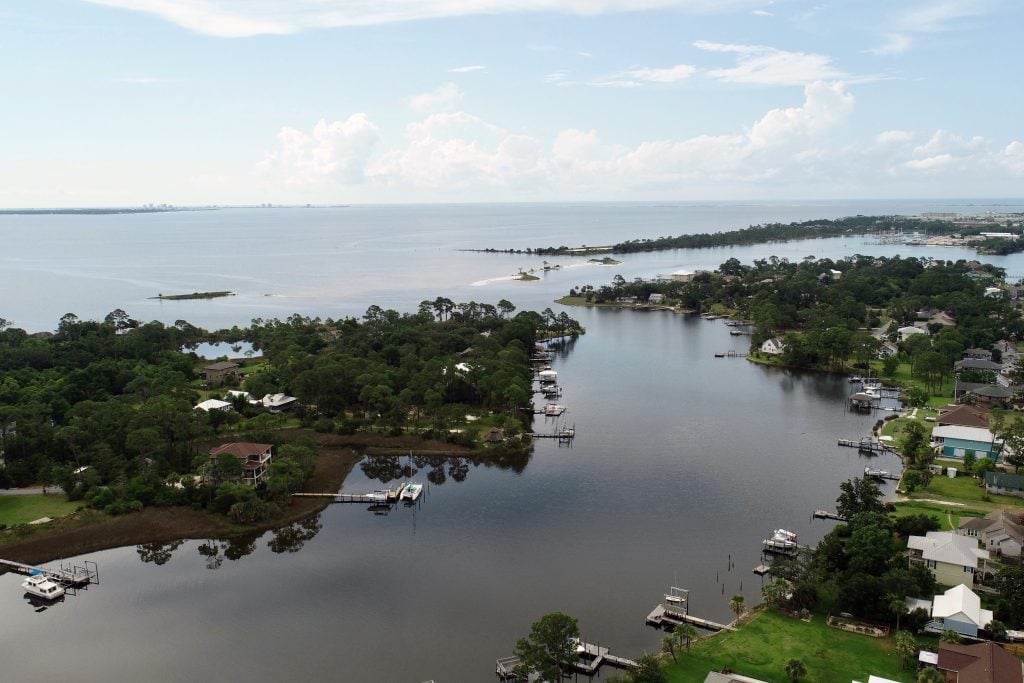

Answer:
[645,605,735,632]
[0,558,98,587]
[293,482,406,504]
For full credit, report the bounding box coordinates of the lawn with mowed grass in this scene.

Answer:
[891,500,985,530]
[663,609,914,683]
[911,467,1024,509]
[0,495,84,526]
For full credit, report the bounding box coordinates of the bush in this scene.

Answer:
[313,417,335,433]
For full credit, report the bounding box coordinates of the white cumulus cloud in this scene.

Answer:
[450,65,486,73]
[694,40,846,86]
[626,64,697,83]
[408,82,464,112]
[85,0,776,37]
[257,114,380,185]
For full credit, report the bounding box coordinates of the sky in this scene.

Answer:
[1,0,1022,206]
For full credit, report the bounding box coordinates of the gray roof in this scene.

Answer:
[986,471,1024,491]
[955,358,1004,371]
[972,385,1014,398]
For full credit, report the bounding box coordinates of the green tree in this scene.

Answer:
[888,593,909,631]
[894,630,917,669]
[729,594,745,620]
[836,476,885,519]
[918,667,944,683]
[674,623,698,652]
[785,658,807,683]
[513,612,579,681]
[989,619,1007,641]
[940,629,963,644]
[661,634,677,663]
[629,654,668,683]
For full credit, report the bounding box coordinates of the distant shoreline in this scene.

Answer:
[151,291,236,301]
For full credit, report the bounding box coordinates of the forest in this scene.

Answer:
[0,300,581,523]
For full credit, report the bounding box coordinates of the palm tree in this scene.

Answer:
[894,631,917,669]
[888,593,909,631]
[661,634,677,663]
[918,666,944,683]
[785,658,807,683]
[674,623,698,652]
[729,594,745,621]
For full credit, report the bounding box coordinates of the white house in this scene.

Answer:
[195,398,233,413]
[958,509,1024,558]
[907,531,989,586]
[905,584,993,638]
[648,293,665,304]
[670,270,695,283]
[878,341,899,358]
[261,393,297,413]
[760,337,786,355]
[898,326,928,342]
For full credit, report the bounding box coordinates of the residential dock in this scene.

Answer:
[645,604,735,632]
[293,482,406,504]
[863,466,900,481]
[496,638,637,679]
[812,509,848,522]
[837,437,893,454]
[0,558,98,588]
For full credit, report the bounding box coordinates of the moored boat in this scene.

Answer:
[21,572,65,601]
[400,483,423,502]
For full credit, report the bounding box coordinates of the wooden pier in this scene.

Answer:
[293,482,406,504]
[645,604,735,632]
[813,509,848,522]
[496,639,637,680]
[838,437,892,454]
[0,558,98,587]
[528,425,575,442]
[863,466,900,481]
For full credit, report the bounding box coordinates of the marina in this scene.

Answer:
[0,558,99,594]
[293,482,408,504]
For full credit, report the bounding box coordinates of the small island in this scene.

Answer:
[152,291,236,300]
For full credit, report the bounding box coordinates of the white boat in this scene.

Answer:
[664,593,686,605]
[773,529,798,542]
[21,573,65,601]
[538,369,558,384]
[400,483,423,502]
[543,403,566,416]
[863,387,881,398]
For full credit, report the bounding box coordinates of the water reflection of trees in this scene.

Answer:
[359,449,532,486]
[136,540,185,565]
[197,532,262,569]
[267,514,322,554]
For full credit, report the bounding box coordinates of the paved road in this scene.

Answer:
[0,487,64,496]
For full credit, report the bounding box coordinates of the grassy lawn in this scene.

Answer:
[663,609,914,683]
[891,500,984,530]
[909,466,1024,509]
[0,495,84,526]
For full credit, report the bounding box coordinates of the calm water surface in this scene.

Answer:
[0,201,1020,681]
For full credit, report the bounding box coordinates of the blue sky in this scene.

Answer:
[2,0,1022,206]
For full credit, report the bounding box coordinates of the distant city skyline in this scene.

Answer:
[2,0,1022,207]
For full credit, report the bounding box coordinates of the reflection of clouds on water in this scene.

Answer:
[470,275,519,286]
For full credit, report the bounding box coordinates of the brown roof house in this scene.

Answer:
[919,641,1024,683]
[203,361,239,386]
[482,427,505,444]
[937,405,990,429]
[209,442,273,486]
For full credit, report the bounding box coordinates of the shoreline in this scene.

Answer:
[0,430,521,566]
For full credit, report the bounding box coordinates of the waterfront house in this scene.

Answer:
[907,531,989,586]
[670,270,695,283]
[209,442,273,486]
[703,673,768,683]
[963,348,993,361]
[936,405,988,429]
[954,358,1004,374]
[648,293,665,304]
[954,381,989,402]
[984,471,1024,499]
[905,584,993,638]
[930,425,1001,460]
[898,326,928,342]
[922,642,1023,683]
[957,509,1024,558]
[261,393,297,413]
[760,337,786,355]
[203,361,239,385]
[194,398,233,413]
[878,341,899,358]
[226,389,258,404]
[965,384,1014,407]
